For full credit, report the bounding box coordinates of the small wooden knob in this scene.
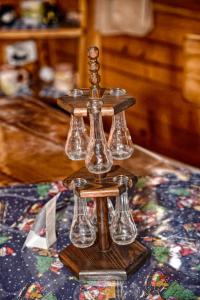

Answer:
[89,61,100,72]
[88,46,101,98]
[88,46,99,59]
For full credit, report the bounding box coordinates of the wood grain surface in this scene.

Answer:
[183,34,200,106]
[0,96,196,187]
[101,0,200,167]
[58,93,136,117]
[59,239,149,279]
[63,165,137,198]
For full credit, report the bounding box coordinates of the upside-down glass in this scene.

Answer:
[65,89,89,160]
[110,175,137,245]
[70,178,96,248]
[108,111,134,160]
[65,115,89,160]
[85,99,113,174]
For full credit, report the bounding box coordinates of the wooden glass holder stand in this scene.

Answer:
[57,47,150,281]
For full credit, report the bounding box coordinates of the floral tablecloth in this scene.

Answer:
[0,167,200,300]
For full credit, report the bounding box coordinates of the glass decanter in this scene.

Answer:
[85,99,113,174]
[70,178,96,248]
[110,175,137,245]
[108,111,134,160]
[65,115,89,160]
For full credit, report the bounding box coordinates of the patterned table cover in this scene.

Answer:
[0,167,200,300]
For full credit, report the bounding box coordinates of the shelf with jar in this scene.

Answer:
[0,61,77,106]
[0,0,88,97]
[0,0,82,32]
[0,27,83,39]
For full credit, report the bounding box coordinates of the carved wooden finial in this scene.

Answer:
[88,46,101,98]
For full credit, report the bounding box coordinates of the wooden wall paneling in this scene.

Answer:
[108,110,200,167]
[77,0,87,86]
[125,113,200,166]
[183,34,200,106]
[54,39,78,57]
[46,39,57,67]
[37,40,51,67]
[148,9,200,46]
[102,68,200,166]
[0,41,8,64]
[101,0,200,166]
[46,39,78,68]
[102,68,200,135]
[154,1,200,16]
[0,0,19,5]
[47,39,78,69]
[102,50,182,89]
[102,36,183,69]
[83,0,102,87]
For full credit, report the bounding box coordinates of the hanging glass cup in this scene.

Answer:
[65,115,89,160]
[65,89,89,160]
[85,99,113,174]
[110,175,137,245]
[108,111,134,160]
[108,88,134,160]
[70,178,96,248]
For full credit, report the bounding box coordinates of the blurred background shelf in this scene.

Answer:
[0,27,83,39]
[0,0,94,88]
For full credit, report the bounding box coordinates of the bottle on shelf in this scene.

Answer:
[110,175,137,245]
[43,0,62,26]
[85,99,113,174]
[70,178,96,248]
[0,4,17,27]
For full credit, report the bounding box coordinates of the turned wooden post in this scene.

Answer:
[88,46,101,99]
[96,197,111,251]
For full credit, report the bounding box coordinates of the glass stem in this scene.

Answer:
[74,194,86,216]
[116,190,129,213]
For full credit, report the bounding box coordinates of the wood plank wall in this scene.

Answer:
[101,0,200,167]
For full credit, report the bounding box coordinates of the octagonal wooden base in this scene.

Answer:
[59,240,150,281]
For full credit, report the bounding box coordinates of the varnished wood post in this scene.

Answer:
[96,197,111,251]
